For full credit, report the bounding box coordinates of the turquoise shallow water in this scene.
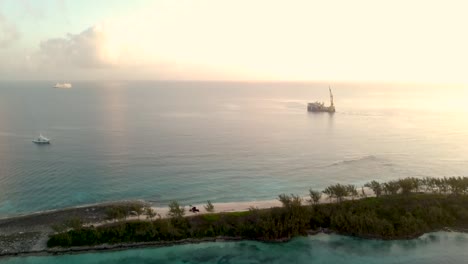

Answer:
[2,232,467,264]
[1,81,468,217]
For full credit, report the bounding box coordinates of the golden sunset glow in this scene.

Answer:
[1,0,467,82]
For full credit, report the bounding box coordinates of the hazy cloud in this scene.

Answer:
[19,0,46,20]
[0,13,20,48]
[36,25,115,68]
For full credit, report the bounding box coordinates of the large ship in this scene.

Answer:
[307,87,335,113]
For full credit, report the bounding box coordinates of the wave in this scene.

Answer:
[327,155,379,167]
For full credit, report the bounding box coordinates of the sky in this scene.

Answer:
[0,0,467,83]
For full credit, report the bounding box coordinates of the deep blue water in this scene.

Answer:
[1,232,467,264]
[0,81,467,216]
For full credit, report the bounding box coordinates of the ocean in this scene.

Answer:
[1,81,468,263]
[0,81,467,216]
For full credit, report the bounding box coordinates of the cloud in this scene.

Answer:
[36,24,116,68]
[0,13,20,48]
[19,0,46,20]
[4,0,467,83]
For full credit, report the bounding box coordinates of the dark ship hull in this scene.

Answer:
[307,87,335,113]
[307,104,335,113]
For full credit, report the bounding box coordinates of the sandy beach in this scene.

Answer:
[0,197,312,255]
[140,187,374,221]
[0,188,376,257]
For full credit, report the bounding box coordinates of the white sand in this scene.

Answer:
[151,199,284,219]
[91,198,300,225]
[146,187,375,219]
[90,187,376,226]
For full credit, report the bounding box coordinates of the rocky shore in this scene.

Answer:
[0,199,329,258]
[0,201,143,256]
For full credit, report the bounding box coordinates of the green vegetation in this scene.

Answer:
[48,177,468,248]
[278,194,302,209]
[145,207,157,220]
[202,214,220,222]
[364,181,382,197]
[308,189,322,205]
[226,211,252,217]
[167,201,185,218]
[204,200,215,213]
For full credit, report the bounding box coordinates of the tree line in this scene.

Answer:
[310,177,468,203]
[363,176,468,197]
[48,176,468,248]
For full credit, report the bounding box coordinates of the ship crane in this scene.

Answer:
[307,87,336,113]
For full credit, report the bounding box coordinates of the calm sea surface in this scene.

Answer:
[0,81,467,217]
[1,81,468,263]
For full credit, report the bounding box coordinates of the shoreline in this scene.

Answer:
[2,185,467,258]
[0,198,307,256]
[0,184,378,221]
[0,192,368,257]
[0,196,304,258]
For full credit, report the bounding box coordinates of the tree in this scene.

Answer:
[398,177,420,195]
[167,201,185,218]
[436,178,449,194]
[364,181,382,197]
[322,187,334,202]
[421,177,436,193]
[204,200,215,212]
[130,203,145,220]
[309,189,322,205]
[278,194,302,209]
[360,186,367,198]
[383,181,400,195]
[323,184,349,202]
[145,206,157,220]
[447,177,465,195]
[346,184,358,200]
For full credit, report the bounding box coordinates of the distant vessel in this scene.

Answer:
[32,134,50,144]
[54,83,72,89]
[307,87,335,113]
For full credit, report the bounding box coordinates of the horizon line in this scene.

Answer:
[0,79,465,86]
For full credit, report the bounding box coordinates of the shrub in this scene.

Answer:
[167,201,185,218]
[204,200,215,212]
[308,189,322,205]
